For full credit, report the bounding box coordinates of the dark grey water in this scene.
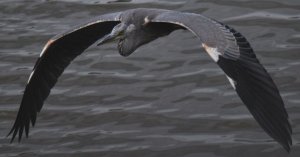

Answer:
[1,0,300,156]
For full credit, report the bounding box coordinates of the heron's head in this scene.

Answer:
[97,22,155,57]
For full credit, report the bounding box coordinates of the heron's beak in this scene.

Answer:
[97,32,124,46]
[97,34,115,46]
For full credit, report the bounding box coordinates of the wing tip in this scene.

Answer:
[7,127,15,143]
[7,124,32,143]
[282,124,293,153]
[7,110,35,143]
[283,142,292,153]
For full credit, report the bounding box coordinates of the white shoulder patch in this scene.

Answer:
[27,71,35,84]
[202,43,221,62]
[143,16,150,25]
[28,39,54,83]
[226,75,236,90]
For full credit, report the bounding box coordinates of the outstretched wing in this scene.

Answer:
[151,11,292,151]
[8,12,121,142]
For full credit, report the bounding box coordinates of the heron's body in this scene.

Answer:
[8,8,292,152]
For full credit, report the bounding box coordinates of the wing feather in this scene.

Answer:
[152,11,292,151]
[8,12,121,142]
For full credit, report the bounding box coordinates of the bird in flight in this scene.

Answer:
[8,8,292,152]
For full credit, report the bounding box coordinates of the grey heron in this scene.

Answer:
[8,8,292,152]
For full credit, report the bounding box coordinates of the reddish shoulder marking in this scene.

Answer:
[40,39,55,57]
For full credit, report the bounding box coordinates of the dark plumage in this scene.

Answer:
[8,8,292,152]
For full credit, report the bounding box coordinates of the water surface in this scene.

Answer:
[0,0,300,156]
